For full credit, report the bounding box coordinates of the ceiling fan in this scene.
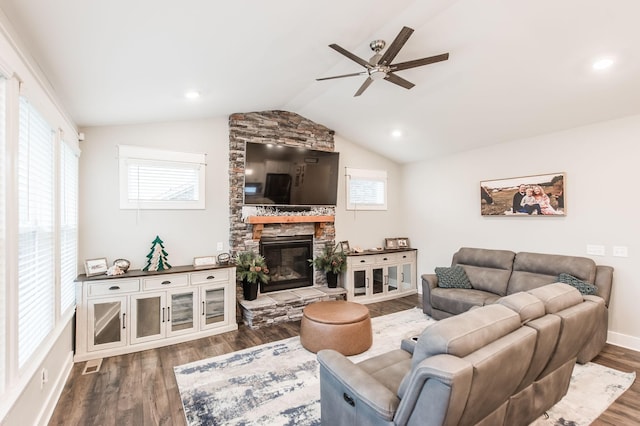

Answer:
[316,26,449,97]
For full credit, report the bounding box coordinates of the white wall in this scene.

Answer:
[334,135,406,249]
[403,114,640,350]
[79,118,231,269]
[79,121,408,269]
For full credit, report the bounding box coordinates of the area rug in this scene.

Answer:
[174,308,635,426]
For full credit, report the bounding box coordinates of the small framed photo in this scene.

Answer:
[384,238,398,250]
[84,258,108,277]
[340,241,350,253]
[193,255,217,268]
[397,238,410,248]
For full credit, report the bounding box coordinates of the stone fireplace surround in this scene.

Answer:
[228,111,347,328]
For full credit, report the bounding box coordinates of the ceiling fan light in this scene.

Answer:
[369,69,386,80]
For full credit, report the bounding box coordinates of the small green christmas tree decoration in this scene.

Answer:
[143,235,172,271]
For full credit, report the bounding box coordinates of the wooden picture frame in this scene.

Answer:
[339,241,350,253]
[384,238,398,250]
[480,172,566,216]
[84,257,108,277]
[397,237,410,248]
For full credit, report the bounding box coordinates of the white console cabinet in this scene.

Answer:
[343,249,417,303]
[75,265,236,362]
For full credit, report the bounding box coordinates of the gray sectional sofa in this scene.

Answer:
[422,247,613,363]
[318,283,603,425]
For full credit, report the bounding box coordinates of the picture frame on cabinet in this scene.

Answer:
[340,241,351,253]
[193,255,217,268]
[397,238,410,248]
[384,238,398,250]
[84,257,108,277]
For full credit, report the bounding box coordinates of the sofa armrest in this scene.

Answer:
[421,273,438,316]
[317,349,400,422]
[394,354,473,426]
[594,265,613,307]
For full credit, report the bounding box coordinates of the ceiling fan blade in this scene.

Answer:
[378,26,414,66]
[354,77,374,97]
[384,72,415,90]
[391,53,450,72]
[316,71,367,81]
[329,44,372,69]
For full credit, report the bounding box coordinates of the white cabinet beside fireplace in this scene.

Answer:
[343,249,417,303]
[75,265,237,362]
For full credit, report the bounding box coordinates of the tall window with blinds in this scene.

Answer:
[18,97,55,367]
[0,75,7,392]
[60,140,79,314]
[345,168,388,211]
[118,145,206,209]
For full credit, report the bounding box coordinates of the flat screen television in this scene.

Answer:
[243,142,340,206]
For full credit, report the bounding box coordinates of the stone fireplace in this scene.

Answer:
[228,111,346,328]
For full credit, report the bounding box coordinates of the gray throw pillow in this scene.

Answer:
[435,265,472,289]
[557,273,597,295]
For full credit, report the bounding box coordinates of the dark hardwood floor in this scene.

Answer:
[49,295,640,425]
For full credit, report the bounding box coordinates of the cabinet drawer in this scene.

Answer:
[88,279,140,297]
[349,256,376,266]
[191,269,230,285]
[143,274,189,290]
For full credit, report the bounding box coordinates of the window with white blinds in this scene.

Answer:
[118,145,206,209]
[17,96,55,367]
[345,167,388,211]
[60,140,78,314]
[0,75,7,392]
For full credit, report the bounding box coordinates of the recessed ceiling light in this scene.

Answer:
[592,58,614,71]
[184,91,200,99]
[391,129,402,138]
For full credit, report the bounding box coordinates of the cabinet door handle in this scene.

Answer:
[161,280,171,285]
[109,286,120,290]
[401,272,405,282]
[202,301,205,315]
[167,307,171,322]
[402,255,407,259]
[366,277,369,288]
[360,260,366,263]
[122,313,126,329]
[162,307,165,322]
[206,275,215,280]
[383,257,388,261]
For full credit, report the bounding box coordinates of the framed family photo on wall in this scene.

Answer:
[480,172,566,217]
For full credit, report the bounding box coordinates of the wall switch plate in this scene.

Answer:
[586,245,606,256]
[216,242,224,251]
[612,246,628,257]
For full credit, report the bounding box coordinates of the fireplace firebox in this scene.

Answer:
[259,235,314,293]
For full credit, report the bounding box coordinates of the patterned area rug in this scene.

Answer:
[174,308,635,426]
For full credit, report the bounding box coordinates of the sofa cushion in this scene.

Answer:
[557,273,597,295]
[431,287,500,314]
[497,292,546,324]
[508,252,596,294]
[527,283,583,314]
[412,304,521,367]
[435,265,472,289]
[452,247,515,296]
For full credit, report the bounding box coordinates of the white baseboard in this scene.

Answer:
[37,350,74,426]
[607,331,640,352]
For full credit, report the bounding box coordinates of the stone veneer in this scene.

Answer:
[228,110,340,327]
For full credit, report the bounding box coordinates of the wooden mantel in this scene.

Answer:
[246,215,335,240]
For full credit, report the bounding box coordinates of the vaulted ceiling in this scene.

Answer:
[1,0,639,163]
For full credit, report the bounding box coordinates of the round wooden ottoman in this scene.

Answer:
[300,300,372,355]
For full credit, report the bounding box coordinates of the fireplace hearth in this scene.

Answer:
[260,235,313,293]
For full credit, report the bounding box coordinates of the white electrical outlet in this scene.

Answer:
[586,245,605,256]
[216,242,224,251]
[612,246,628,257]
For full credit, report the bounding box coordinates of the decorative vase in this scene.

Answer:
[243,279,259,301]
[326,272,338,288]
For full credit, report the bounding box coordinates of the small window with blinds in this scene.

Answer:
[118,145,206,209]
[345,167,388,211]
[18,96,55,368]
